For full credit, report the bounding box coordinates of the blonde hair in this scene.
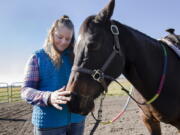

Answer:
[43,15,75,67]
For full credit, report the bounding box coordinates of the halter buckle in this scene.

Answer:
[91,69,104,82]
[111,25,119,35]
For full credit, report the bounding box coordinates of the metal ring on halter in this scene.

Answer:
[91,69,104,82]
[111,25,119,35]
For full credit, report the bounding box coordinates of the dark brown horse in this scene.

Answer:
[67,0,180,134]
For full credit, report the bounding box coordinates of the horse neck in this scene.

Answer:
[119,25,164,98]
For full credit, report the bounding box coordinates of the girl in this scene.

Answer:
[21,15,85,135]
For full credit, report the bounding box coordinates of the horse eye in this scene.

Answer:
[88,43,94,48]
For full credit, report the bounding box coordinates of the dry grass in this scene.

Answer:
[107,79,133,96]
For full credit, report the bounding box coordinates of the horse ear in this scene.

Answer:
[94,0,115,23]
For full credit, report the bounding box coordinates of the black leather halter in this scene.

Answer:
[72,21,154,106]
[72,21,122,91]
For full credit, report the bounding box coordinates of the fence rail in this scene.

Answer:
[0,78,132,104]
[0,82,22,103]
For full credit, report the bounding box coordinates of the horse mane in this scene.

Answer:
[80,16,162,49]
[114,20,162,47]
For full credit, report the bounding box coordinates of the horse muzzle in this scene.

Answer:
[67,92,94,115]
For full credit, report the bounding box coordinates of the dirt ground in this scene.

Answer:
[0,96,179,135]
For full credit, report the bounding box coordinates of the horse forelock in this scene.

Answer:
[74,16,95,52]
[79,16,95,33]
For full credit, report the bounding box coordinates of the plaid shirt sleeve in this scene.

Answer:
[21,54,51,106]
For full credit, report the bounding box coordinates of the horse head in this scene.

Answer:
[67,0,126,115]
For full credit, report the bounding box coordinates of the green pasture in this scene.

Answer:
[0,79,133,103]
[107,79,133,96]
[0,87,21,103]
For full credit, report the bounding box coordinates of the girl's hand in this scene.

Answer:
[49,86,71,110]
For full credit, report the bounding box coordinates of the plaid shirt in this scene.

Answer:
[21,55,51,106]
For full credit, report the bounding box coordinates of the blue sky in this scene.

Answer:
[0,0,179,83]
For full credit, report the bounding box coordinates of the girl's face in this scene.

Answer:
[53,25,73,53]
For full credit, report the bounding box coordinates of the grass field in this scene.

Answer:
[0,87,21,103]
[0,87,9,102]
[0,79,133,103]
[107,79,133,96]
